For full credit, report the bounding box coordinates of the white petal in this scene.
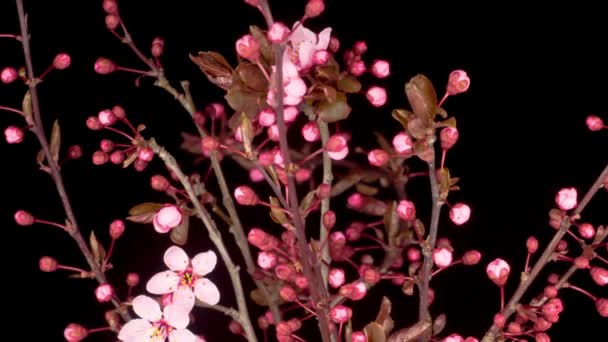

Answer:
[164,246,190,272]
[146,271,180,294]
[118,319,152,341]
[132,295,162,322]
[194,278,220,305]
[316,27,332,50]
[164,304,190,330]
[169,329,197,342]
[192,251,217,276]
[172,287,195,312]
[289,22,316,46]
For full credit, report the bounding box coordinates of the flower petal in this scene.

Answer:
[192,251,217,276]
[172,287,195,312]
[164,246,190,272]
[133,295,162,322]
[118,319,152,341]
[164,304,190,330]
[169,329,197,342]
[146,270,180,294]
[289,22,316,46]
[297,41,315,70]
[194,278,220,305]
[316,27,332,50]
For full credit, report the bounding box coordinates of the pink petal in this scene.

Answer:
[192,251,217,277]
[146,271,180,294]
[194,278,220,305]
[281,58,299,79]
[164,304,190,330]
[153,215,172,234]
[132,295,162,322]
[289,23,316,47]
[297,41,315,69]
[118,318,152,341]
[164,246,190,272]
[316,27,332,50]
[169,329,197,342]
[172,287,195,312]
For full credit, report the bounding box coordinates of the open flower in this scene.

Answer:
[286,22,331,71]
[118,295,195,342]
[267,58,307,106]
[146,246,220,312]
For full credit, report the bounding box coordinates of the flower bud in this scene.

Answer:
[397,200,416,221]
[329,268,345,288]
[151,37,165,57]
[544,285,558,298]
[1,67,18,84]
[590,267,608,286]
[535,333,550,342]
[392,132,413,154]
[110,151,124,164]
[322,210,336,230]
[370,60,390,78]
[95,283,114,302]
[329,305,352,323]
[92,151,109,165]
[328,37,340,53]
[234,185,259,205]
[486,258,510,286]
[67,145,83,159]
[446,70,470,96]
[349,60,366,76]
[301,121,320,142]
[326,134,349,160]
[151,175,170,191]
[449,203,471,225]
[279,285,297,302]
[39,256,58,272]
[313,50,330,65]
[109,219,125,239]
[236,34,260,61]
[366,86,387,107]
[64,323,88,342]
[53,53,71,70]
[555,187,577,211]
[126,273,140,287]
[15,210,35,226]
[596,298,608,317]
[578,223,595,239]
[433,248,453,268]
[86,116,103,130]
[462,250,481,265]
[98,109,117,126]
[575,256,589,269]
[102,0,118,14]
[267,22,290,43]
[105,14,120,30]
[4,126,24,144]
[493,313,506,328]
[586,115,604,131]
[257,251,277,270]
[368,149,389,167]
[440,127,459,150]
[526,236,538,254]
[94,57,116,74]
[305,0,325,18]
[351,332,367,342]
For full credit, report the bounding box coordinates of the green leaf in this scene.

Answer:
[404,74,437,128]
[299,190,317,217]
[269,196,288,225]
[337,75,362,93]
[392,109,412,130]
[89,231,106,267]
[225,85,261,121]
[189,51,234,90]
[384,202,399,247]
[317,93,351,123]
[50,120,61,163]
[237,63,268,92]
[129,202,165,216]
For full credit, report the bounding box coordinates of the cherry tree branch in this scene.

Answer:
[318,121,333,289]
[482,163,608,342]
[15,0,131,322]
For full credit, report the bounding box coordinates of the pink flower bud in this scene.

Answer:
[542,298,563,318]
[109,219,125,239]
[486,258,510,286]
[351,332,367,342]
[257,108,276,127]
[353,41,368,55]
[392,132,413,154]
[555,187,577,210]
[578,223,595,239]
[134,159,148,172]
[366,86,387,107]
[462,250,481,265]
[279,285,297,302]
[440,127,459,150]
[52,53,71,70]
[228,320,243,335]
[322,210,336,229]
[4,126,24,144]
[449,203,471,225]
[275,264,295,281]
[137,147,154,162]
[349,60,366,76]
[446,70,471,96]
[363,268,381,285]
[329,268,345,288]
[151,175,170,191]
[301,122,320,142]
[596,298,608,317]
[126,273,140,287]
[64,323,88,342]
[305,0,325,18]
[14,210,35,226]
[535,333,550,342]
[105,14,120,30]
[555,239,567,252]
[94,57,116,74]
[328,37,340,53]
[234,185,259,205]
[257,315,269,330]
[86,116,103,130]
[257,251,277,270]
[249,168,264,183]
[64,145,82,160]
[153,205,182,233]
[433,248,453,268]
[575,256,589,269]
[110,151,124,164]
[590,267,608,286]
[151,37,165,57]
[370,60,390,78]
[1,67,18,84]
[317,183,331,199]
[547,273,559,284]
[100,139,115,153]
[586,115,604,131]
[525,236,538,254]
[294,275,308,289]
[284,106,300,123]
[95,283,114,302]
[544,285,558,298]
[267,22,290,43]
[368,149,389,167]
[507,322,521,334]
[407,247,421,262]
[267,125,280,141]
[326,134,349,160]
[493,313,506,328]
[102,0,118,14]
[92,151,109,165]
[236,34,260,61]
[313,50,330,65]
[397,200,416,221]
[329,305,352,323]
[444,334,464,342]
[39,256,58,272]
[98,109,117,126]
[205,103,225,119]
[347,192,366,210]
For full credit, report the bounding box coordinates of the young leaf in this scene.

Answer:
[128,202,165,216]
[404,74,437,128]
[374,297,394,336]
[89,231,106,267]
[337,75,362,93]
[170,214,189,246]
[317,93,352,123]
[50,119,61,163]
[363,322,386,342]
[189,51,233,90]
[22,90,33,124]
[269,196,288,225]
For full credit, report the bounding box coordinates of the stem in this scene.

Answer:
[57,265,89,273]
[0,105,26,116]
[565,284,597,300]
[15,0,130,322]
[0,33,20,40]
[103,126,135,141]
[103,238,116,267]
[34,219,67,230]
[500,286,505,310]
[418,152,443,340]
[482,163,608,342]
[318,121,333,290]
[149,141,257,342]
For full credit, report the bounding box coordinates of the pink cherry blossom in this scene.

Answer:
[153,205,183,233]
[235,34,260,61]
[4,126,24,144]
[590,267,608,286]
[329,268,345,288]
[397,200,416,221]
[555,187,577,210]
[366,86,387,107]
[446,70,471,96]
[450,203,471,225]
[258,108,276,127]
[95,283,114,302]
[370,60,390,78]
[433,248,453,268]
[486,258,510,286]
[257,251,277,270]
[267,22,290,43]
[329,305,352,323]
[392,132,413,154]
[118,295,195,342]
[267,58,308,106]
[586,115,604,131]
[302,121,320,142]
[286,22,331,71]
[146,246,220,312]
[326,134,349,160]
[313,50,330,65]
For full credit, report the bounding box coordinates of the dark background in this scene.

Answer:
[1,0,606,341]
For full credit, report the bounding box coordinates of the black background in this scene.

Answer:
[0,0,606,341]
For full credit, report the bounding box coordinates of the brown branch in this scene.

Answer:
[318,121,333,289]
[388,320,432,342]
[482,163,608,342]
[15,0,131,322]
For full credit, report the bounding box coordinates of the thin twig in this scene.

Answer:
[318,121,333,289]
[15,0,131,322]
